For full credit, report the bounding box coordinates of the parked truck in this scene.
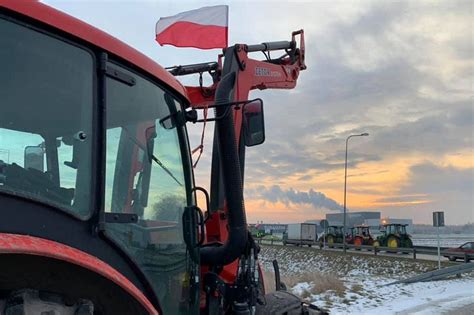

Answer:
[283,223,318,247]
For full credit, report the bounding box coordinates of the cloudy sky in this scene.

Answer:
[43,0,473,225]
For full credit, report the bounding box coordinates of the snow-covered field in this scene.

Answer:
[260,245,474,314]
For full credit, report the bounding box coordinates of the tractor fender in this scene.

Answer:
[0,233,158,315]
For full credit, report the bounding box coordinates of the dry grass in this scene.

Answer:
[350,284,364,294]
[259,245,441,279]
[262,270,346,297]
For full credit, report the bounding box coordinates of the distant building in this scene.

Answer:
[305,219,321,225]
[255,223,287,235]
[326,211,381,227]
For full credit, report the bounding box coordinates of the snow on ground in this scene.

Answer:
[324,274,474,314]
[260,245,474,314]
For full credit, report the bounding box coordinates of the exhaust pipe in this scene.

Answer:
[200,71,248,266]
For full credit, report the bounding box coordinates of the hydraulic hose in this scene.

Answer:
[200,71,248,266]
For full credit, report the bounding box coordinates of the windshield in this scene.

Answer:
[0,17,93,217]
[104,62,194,314]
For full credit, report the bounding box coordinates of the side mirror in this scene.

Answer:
[243,99,265,147]
[24,145,45,172]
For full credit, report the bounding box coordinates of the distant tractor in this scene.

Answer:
[374,224,413,249]
[319,225,344,247]
[249,224,266,238]
[346,225,375,248]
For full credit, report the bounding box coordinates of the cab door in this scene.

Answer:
[103,61,199,314]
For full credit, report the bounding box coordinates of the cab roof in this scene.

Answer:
[1,0,188,100]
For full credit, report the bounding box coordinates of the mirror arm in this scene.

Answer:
[191,98,263,124]
[194,107,233,123]
[192,98,262,111]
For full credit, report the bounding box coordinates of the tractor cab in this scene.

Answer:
[327,225,344,236]
[354,225,372,238]
[319,225,344,247]
[375,224,413,249]
[380,223,409,236]
[0,12,199,314]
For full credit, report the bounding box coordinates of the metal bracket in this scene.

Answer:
[234,44,247,71]
[104,213,138,223]
[106,66,136,86]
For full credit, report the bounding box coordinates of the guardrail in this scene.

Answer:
[255,238,474,263]
[388,262,474,285]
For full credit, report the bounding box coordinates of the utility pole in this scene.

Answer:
[343,133,369,254]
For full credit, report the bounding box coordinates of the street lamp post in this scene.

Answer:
[343,133,369,254]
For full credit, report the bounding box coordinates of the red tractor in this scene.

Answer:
[346,225,375,248]
[0,1,325,314]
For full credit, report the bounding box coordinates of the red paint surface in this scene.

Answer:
[0,0,187,99]
[0,233,158,315]
[156,22,228,49]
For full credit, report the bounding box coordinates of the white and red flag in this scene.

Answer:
[155,5,228,49]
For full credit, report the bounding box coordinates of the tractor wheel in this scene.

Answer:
[373,240,380,248]
[400,238,413,253]
[327,235,334,248]
[366,238,374,251]
[387,236,399,253]
[354,237,363,250]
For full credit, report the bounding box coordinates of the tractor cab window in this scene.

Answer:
[104,63,195,314]
[0,17,93,217]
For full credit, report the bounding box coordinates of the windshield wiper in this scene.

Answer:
[123,127,183,187]
[149,153,183,187]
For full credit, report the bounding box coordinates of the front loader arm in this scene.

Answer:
[169,30,305,107]
[167,30,307,313]
[169,30,306,243]
[237,29,306,93]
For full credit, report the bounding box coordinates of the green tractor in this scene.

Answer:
[374,223,413,250]
[249,224,266,238]
[319,225,344,248]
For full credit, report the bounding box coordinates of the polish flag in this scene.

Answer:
[155,5,228,49]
